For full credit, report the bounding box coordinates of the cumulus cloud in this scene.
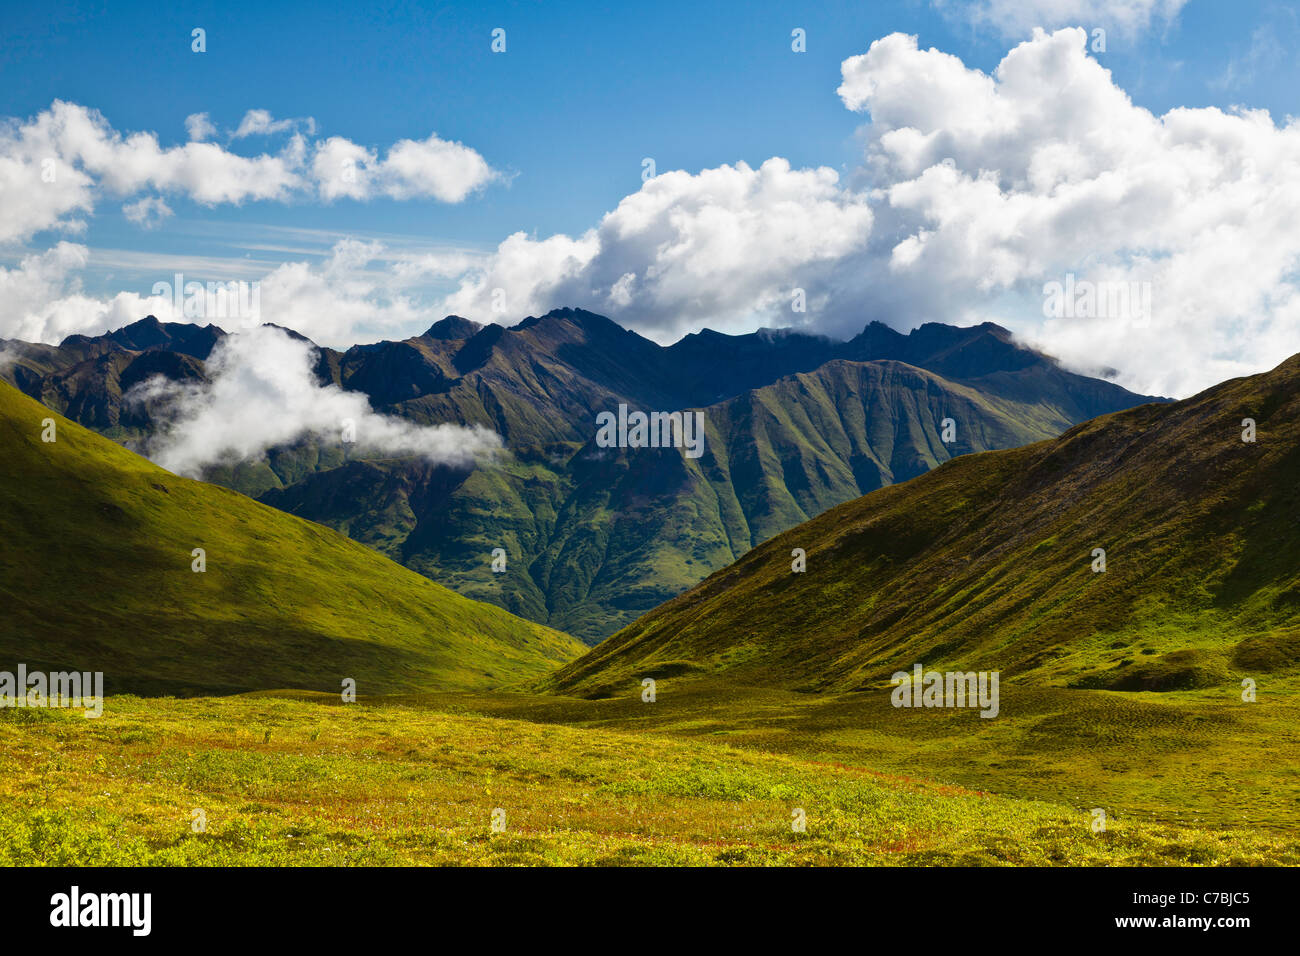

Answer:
[130,325,501,476]
[423,28,1300,397]
[932,0,1188,37]
[184,112,217,142]
[0,101,500,243]
[9,28,1300,398]
[834,28,1300,395]
[251,239,447,344]
[310,133,500,203]
[0,237,478,348]
[0,242,174,343]
[438,158,873,341]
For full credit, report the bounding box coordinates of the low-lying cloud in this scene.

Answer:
[129,325,501,477]
[0,238,448,347]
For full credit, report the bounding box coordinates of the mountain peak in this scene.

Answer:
[552,347,1289,691]
[261,323,316,345]
[127,315,164,332]
[424,315,483,340]
[58,315,226,360]
[514,307,626,333]
[842,319,1038,378]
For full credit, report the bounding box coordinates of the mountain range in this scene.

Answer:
[547,352,1300,696]
[1,308,1163,643]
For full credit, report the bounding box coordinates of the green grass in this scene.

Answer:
[3,347,1294,866]
[0,380,585,695]
[426,677,1300,835]
[2,693,1292,866]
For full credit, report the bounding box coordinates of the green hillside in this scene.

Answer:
[6,311,1160,644]
[267,355,1153,644]
[547,353,1300,695]
[0,380,584,695]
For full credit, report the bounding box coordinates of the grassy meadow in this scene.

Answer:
[2,689,1295,866]
[3,358,1298,867]
[431,677,1300,835]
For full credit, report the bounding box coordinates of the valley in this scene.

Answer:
[1,314,1294,868]
[1,309,1162,643]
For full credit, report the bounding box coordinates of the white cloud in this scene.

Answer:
[0,101,500,244]
[932,0,1188,37]
[0,242,174,343]
[122,196,173,229]
[0,237,485,349]
[184,112,217,142]
[231,108,316,139]
[438,158,874,341]
[129,325,501,476]
[9,27,1300,399]
[310,133,500,203]
[833,28,1300,396]
[414,27,1300,396]
[252,239,445,344]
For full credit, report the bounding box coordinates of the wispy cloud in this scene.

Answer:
[931,0,1188,37]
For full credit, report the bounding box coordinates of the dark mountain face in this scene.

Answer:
[60,315,226,361]
[337,340,455,406]
[424,315,483,340]
[1,308,1164,643]
[545,352,1300,696]
[663,327,839,405]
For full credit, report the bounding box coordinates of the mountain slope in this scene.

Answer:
[546,353,1300,695]
[265,354,1149,643]
[3,310,1163,643]
[0,380,584,695]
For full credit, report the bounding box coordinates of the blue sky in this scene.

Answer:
[2,0,1293,261]
[3,0,1300,396]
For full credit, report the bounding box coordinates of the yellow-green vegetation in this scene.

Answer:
[431,677,1300,835]
[3,339,1293,867]
[512,356,1300,853]
[0,380,585,695]
[2,693,1292,866]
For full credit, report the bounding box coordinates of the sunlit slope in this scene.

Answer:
[0,381,584,694]
[548,355,1300,695]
